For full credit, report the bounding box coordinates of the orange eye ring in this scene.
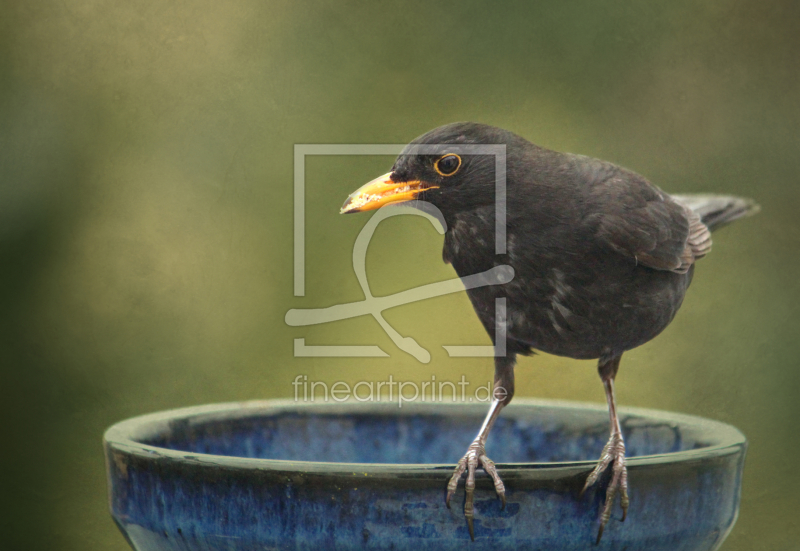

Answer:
[434,154,462,177]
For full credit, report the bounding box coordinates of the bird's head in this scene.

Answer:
[341,122,526,217]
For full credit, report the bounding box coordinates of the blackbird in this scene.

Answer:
[340,122,758,542]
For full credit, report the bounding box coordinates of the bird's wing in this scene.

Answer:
[579,158,711,274]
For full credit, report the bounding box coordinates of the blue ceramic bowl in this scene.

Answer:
[104,399,745,551]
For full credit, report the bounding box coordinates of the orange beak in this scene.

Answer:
[340,172,438,214]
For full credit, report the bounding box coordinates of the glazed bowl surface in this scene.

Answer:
[104,399,746,551]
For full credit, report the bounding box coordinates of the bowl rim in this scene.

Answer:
[104,398,746,476]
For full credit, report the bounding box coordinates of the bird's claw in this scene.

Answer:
[582,432,629,544]
[446,441,506,541]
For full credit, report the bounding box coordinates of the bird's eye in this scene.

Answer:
[434,154,462,176]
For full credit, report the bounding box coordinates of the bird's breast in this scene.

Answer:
[443,217,691,359]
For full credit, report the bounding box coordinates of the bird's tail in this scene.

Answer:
[672,194,760,232]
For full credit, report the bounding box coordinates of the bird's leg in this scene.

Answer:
[582,354,629,544]
[446,354,515,540]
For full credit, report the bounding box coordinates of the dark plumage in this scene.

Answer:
[340,122,758,542]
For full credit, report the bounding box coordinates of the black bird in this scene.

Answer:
[340,122,758,542]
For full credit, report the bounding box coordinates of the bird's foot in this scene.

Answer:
[581,432,629,544]
[446,440,506,541]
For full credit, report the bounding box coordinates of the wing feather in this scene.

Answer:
[574,156,711,274]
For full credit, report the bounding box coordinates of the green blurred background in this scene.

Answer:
[1,1,798,549]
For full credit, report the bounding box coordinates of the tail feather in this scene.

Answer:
[671,194,760,232]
